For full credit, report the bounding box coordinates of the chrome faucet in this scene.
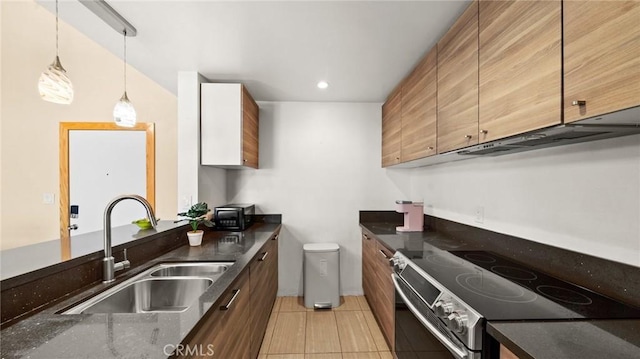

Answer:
[103,194,157,283]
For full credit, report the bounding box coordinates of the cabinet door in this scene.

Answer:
[242,85,259,168]
[564,1,640,123]
[382,88,402,167]
[250,236,278,359]
[401,47,438,161]
[361,232,376,304]
[182,270,250,359]
[500,344,520,359]
[373,242,395,351]
[479,0,561,142]
[437,1,479,153]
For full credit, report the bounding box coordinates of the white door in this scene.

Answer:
[68,130,147,236]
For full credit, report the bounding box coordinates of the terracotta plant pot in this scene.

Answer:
[187,230,204,246]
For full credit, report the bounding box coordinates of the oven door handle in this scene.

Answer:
[393,273,469,359]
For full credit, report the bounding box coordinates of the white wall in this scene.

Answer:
[177,72,227,213]
[1,1,177,250]
[227,102,409,296]
[409,134,640,267]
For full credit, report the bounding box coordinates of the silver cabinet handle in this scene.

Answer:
[480,130,488,134]
[572,100,586,106]
[273,235,278,241]
[363,234,371,240]
[379,249,390,259]
[259,252,269,261]
[67,224,78,231]
[220,289,240,310]
[465,135,472,139]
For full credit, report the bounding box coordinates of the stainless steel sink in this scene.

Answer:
[149,262,232,278]
[62,262,234,315]
[67,278,213,314]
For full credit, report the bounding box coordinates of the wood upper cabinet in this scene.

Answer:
[401,46,438,161]
[181,270,251,359]
[478,0,561,142]
[250,233,279,359]
[201,83,259,168]
[242,86,260,168]
[437,1,479,153]
[563,1,640,123]
[361,230,395,350]
[381,87,402,167]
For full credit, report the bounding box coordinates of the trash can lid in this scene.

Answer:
[303,243,340,252]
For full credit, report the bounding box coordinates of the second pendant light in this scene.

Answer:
[113,30,136,127]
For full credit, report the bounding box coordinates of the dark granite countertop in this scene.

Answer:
[360,221,474,253]
[488,320,640,359]
[0,223,281,359]
[359,220,640,358]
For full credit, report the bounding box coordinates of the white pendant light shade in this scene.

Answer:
[114,31,136,127]
[40,0,73,105]
[38,56,74,104]
[113,91,136,127]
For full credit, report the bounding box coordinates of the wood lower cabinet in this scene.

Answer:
[437,0,479,153]
[181,270,251,359]
[180,232,279,359]
[500,344,520,359]
[401,46,438,161]
[563,1,640,123]
[479,0,561,142]
[250,233,279,358]
[382,87,402,167]
[362,231,395,350]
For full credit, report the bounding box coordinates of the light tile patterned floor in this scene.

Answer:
[258,296,392,359]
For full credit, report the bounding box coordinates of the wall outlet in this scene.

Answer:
[475,206,484,224]
[42,193,55,205]
[181,196,192,211]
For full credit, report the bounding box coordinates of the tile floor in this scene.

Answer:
[258,296,393,359]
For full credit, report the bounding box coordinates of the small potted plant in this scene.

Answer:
[177,202,214,246]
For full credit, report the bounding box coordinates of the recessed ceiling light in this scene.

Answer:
[317,81,329,89]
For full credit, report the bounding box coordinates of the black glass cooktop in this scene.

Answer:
[397,247,640,321]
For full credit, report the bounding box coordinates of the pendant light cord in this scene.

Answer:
[123,31,127,93]
[55,0,59,57]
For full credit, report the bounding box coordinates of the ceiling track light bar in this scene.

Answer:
[79,0,137,36]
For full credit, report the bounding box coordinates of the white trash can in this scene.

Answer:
[303,243,340,309]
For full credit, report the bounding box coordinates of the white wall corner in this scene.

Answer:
[177,71,207,212]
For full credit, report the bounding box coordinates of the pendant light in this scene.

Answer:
[38,0,74,104]
[113,30,136,127]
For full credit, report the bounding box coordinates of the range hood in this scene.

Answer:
[394,106,640,168]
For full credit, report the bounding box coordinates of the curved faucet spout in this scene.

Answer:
[103,194,157,283]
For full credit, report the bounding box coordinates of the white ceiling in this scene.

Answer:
[39,0,470,102]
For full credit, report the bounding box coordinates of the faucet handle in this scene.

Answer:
[121,248,131,270]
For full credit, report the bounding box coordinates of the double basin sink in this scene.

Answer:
[63,262,234,314]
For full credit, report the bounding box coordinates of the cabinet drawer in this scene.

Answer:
[181,271,250,359]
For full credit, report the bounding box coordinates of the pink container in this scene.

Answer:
[395,201,424,232]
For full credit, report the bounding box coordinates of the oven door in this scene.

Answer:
[393,274,478,359]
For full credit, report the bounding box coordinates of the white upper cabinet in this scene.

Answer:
[201,83,259,168]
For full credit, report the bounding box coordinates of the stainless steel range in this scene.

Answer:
[391,246,640,359]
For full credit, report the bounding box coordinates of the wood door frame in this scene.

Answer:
[59,122,155,260]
